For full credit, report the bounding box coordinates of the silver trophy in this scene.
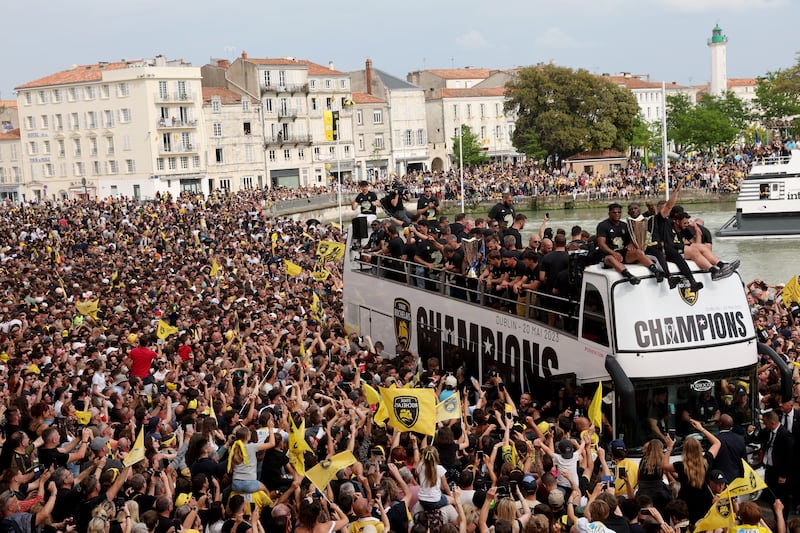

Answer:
[463,238,480,279]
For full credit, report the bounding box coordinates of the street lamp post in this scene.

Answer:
[459,123,465,213]
[81,177,87,200]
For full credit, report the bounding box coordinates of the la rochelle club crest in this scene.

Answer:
[393,395,420,429]
[394,298,411,351]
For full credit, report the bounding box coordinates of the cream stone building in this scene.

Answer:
[202,87,265,192]
[15,56,208,201]
[214,53,354,188]
[0,100,22,201]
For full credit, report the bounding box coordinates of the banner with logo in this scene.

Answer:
[379,386,436,435]
[436,393,461,422]
[613,273,755,353]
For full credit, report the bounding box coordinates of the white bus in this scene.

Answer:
[342,228,792,454]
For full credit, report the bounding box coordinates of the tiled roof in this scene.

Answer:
[727,78,757,87]
[15,61,131,89]
[0,100,18,110]
[201,87,254,105]
[425,68,493,80]
[352,92,384,104]
[0,128,20,140]
[565,150,626,161]
[432,87,507,99]
[243,57,346,76]
[604,76,687,90]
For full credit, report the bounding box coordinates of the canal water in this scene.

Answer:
[303,200,795,286]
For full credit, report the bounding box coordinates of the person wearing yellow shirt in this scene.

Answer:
[609,440,638,498]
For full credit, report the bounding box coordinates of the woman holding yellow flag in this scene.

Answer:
[228,421,275,494]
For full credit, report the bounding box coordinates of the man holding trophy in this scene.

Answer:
[596,203,665,285]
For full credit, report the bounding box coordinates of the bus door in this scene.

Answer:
[579,277,610,350]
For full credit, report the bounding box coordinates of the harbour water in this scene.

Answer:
[515,202,795,286]
[304,199,795,286]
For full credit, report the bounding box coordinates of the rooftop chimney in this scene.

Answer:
[329,60,335,70]
[218,59,230,69]
[365,58,373,95]
[241,51,248,59]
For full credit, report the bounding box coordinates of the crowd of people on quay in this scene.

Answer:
[0,140,798,533]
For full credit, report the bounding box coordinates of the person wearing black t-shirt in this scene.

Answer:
[351,181,379,218]
[487,192,516,229]
[416,186,440,221]
[39,426,92,470]
[596,203,662,285]
[539,234,571,327]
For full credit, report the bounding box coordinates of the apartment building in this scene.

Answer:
[350,59,429,176]
[350,91,393,181]
[218,52,354,188]
[411,68,521,170]
[14,56,207,201]
[603,74,694,123]
[202,87,265,192]
[0,101,21,201]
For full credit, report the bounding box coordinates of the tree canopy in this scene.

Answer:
[504,64,639,160]
[666,92,749,154]
[754,53,800,135]
[451,124,488,166]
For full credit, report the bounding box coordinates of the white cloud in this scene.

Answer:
[455,30,491,49]
[660,0,787,11]
[535,27,581,49]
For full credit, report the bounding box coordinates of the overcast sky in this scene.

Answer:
[2,0,797,99]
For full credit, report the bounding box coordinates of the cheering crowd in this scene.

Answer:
[0,174,798,533]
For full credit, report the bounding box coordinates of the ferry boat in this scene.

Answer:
[717,148,800,237]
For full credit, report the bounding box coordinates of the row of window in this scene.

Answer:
[25,159,136,181]
[453,125,514,140]
[0,167,21,183]
[0,144,19,161]
[216,176,256,191]
[156,155,202,171]
[210,97,251,114]
[355,109,383,125]
[261,70,348,91]
[24,109,130,131]
[22,83,131,106]
[452,102,506,119]
[26,136,125,157]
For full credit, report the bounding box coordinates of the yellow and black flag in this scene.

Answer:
[379,386,436,436]
[305,450,357,491]
[436,393,462,423]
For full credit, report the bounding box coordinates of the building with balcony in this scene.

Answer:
[410,68,521,170]
[14,55,207,201]
[216,52,354,188]
[202,87,265,192]
[350,59,429,176]
[0,101,22,201]
[350,91,392,181]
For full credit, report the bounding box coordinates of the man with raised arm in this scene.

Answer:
[596,203,664,285]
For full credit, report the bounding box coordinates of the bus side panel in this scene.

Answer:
[358,306,394,352]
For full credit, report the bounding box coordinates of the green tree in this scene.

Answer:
[504,64,639,159]
[451,124,488,166]
[754,57,800,136]
[666,93,742,154]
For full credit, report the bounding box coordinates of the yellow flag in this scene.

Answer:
[157,320,179,340]
[588,382,603,429]
[783,275,800,308]
[316,240,345,260]
[210,258,220,277]
[379,386,437,436]
[310,292,324,322]
[305,451,357,492]
[75,299,99,317]
[208,400,218,423]
[124,427,147,467]
[436,393,462,423]
[694,488,735,532]
[363,383,380,406]
[727,459,768,498]
[75,410,92,425]
[284,260,302,277]
[288,417,313,476]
